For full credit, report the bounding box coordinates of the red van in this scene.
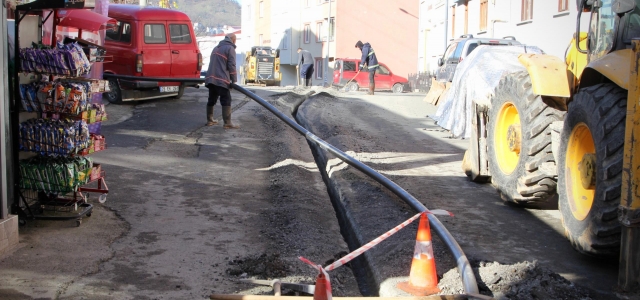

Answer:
[103,5,203,103]
[333,58,409,93]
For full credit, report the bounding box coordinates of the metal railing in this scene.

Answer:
[408,71,435,93]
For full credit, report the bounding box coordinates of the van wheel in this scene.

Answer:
[346,82,359,92]
[174,85,185,100]
[105,79,122,104]
[392,83,404,94]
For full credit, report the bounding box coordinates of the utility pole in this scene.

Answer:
[323,0,332,87]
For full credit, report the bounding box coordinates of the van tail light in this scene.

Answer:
[136,54,143,73]
[275,63,279,71]
[250,62,255,70]
[197,53,203,71]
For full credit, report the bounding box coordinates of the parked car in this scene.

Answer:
[333,58,409,93]
[435,34,521,82]
[103,4,203,103]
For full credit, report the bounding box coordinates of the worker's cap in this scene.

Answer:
[355,41,364,48]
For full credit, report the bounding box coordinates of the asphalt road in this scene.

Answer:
[0,86,620,299]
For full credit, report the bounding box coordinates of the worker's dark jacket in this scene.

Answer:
[205,36,237,88]
[359,42,379,71]
[297,49,314,67]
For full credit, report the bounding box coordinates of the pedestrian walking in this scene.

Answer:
[297,48,314,87]
[205,33,240,129]
[355,40,379,95]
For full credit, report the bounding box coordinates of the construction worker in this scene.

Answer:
[205,33,239,129]
[297,48,314,87]
[355,40,379,95]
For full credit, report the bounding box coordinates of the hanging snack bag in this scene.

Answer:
[19,84,33,112]
[26,84,39,114]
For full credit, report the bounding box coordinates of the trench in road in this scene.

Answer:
[285,91,393,295]
[236,84,478,296]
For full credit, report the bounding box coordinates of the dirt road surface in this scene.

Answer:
[0,86,622,299]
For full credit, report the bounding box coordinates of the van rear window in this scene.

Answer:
[170,24,192,44]
[144,24,167,44]
[106,21,132,43]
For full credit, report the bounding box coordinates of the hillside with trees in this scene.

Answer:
[110,0,241,28]
[175,0,241,28]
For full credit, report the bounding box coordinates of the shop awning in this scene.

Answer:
[57,9,117,32]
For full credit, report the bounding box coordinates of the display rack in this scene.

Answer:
[11,0,110,227]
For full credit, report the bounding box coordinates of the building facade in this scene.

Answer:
[419,0,589,73]
[243,0,419,87]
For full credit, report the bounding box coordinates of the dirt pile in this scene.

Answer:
[226,253,291,278]
[438,260,593,299]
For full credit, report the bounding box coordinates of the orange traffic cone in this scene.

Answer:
[314,271,330,300]
[397,213,440,296]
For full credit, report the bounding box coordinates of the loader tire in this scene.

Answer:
[487,71,564,205]
[558,83,625,256]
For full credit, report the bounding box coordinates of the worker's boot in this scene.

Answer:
[222,106,240,129]
[306,78,312,87]
[368,83,375,95]
[205,105,218,126]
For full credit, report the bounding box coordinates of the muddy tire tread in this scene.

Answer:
[487,71,565,204]
[558,83,626,256]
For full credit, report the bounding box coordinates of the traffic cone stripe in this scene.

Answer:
[413,240,434,260]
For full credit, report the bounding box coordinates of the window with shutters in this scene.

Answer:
[464,0,469,34]
[304,24,311,43]
[315,58,323,79]
[558,0,569,12]
[480,0,488,31]
[316,22,323,42]
[521,0,533,21]
[451,5,456,38]
[328,17,335,41]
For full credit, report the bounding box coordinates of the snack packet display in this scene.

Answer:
[19,156,93,193]
[18,118,90,156]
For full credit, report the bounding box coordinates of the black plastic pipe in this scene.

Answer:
[229,83,480,294]
[98,73,480,294]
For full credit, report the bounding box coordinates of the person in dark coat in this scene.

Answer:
[297,48,314,87]
[355,40,379,95]
[205,33,239,129]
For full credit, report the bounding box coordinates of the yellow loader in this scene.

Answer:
[465,0,640,275]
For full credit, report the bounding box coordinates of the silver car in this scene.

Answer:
[435,34,521,82]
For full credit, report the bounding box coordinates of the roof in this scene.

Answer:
[57,9,117,31]
[108,4,192,22]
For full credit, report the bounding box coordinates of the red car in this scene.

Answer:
[333,58,409,93]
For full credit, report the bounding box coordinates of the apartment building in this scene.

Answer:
[243,0,419,86]
[418,0,589,73]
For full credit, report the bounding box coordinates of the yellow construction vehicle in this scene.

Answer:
[465,0,639,269]
[158,0,177,9]
[242,46,281,86]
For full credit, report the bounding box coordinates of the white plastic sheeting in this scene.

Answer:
[430,45,544,139]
